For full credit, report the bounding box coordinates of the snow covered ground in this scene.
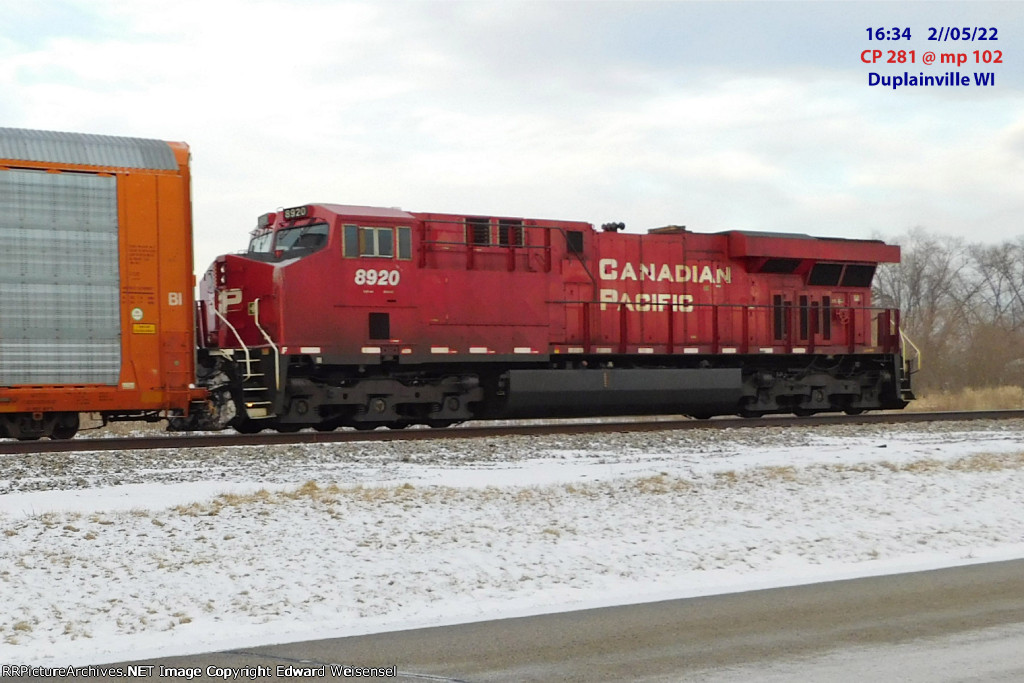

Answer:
[2,420,1024,666]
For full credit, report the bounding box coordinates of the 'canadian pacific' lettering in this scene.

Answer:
[600,289,694,312]
[596,259,728,312]
[598,259,731,285]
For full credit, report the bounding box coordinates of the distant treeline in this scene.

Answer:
[875,228,1024,393]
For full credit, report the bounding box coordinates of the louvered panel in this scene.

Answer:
[0,170,121,385]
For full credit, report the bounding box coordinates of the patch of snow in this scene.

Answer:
[1,421,1023,666]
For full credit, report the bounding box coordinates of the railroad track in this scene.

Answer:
[2,410,1024,456]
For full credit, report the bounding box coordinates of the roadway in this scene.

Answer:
[20,559,1024,681]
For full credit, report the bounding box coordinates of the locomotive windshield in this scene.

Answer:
[248,229,273,253]
[247,223,329,261]
[275,223,329,254]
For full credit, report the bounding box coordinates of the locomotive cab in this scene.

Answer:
[246,214,330,262]
[194,204,428,431]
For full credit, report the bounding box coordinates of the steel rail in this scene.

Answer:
[2,410,1024,456]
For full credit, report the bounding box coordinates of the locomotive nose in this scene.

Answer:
[199,254,275,350]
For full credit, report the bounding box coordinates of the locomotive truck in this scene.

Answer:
[0,127,914,439]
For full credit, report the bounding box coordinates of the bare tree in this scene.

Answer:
[875,228,983,391]
[971,239,1024,332]
[876,229,1024,392]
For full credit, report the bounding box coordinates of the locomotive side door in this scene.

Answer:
[795,293,824,352]
[771,289,839,352]
[562,283,590,348]
[769,289,795,351]
[813,293,837,351]
[796,292,844,353]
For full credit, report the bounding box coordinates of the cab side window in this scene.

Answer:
[344,225,412,260]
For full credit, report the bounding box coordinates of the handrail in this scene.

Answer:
[552,299,904,356]
[900,328,922,372]
[251,298,281,391]
[211,306,255,380]
[420,238,550,251]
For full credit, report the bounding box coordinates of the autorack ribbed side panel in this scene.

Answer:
[0,127,178,170]
[0,169,121,385]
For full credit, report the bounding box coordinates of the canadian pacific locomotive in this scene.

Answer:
[0,127,914,439]
[184,204,914,432]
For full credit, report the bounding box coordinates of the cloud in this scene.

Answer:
[1,0,1023,272]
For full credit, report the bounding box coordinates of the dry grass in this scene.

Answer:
[947,453,1024,471]
[824,452,1024,476]
[631,473,695,494]
[908,386,1024,412]
[761,465,800,481]
[161,475,712,521]
[171,480,430,517]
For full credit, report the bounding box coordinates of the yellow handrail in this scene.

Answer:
[899,328,922,372]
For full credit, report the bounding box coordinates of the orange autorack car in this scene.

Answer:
[0,128,204,439]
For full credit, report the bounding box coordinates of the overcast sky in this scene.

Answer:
[2,1,1021,271]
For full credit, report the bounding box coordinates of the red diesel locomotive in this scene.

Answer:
[180,203,914,432]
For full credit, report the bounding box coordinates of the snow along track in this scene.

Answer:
[2,419,1024,666]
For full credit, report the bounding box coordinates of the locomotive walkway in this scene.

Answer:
[2,410,1024,454]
